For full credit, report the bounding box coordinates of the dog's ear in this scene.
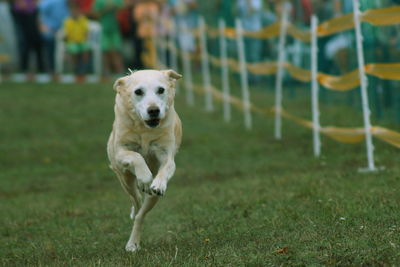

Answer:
[113,76,128,93]
[162,69,182,81]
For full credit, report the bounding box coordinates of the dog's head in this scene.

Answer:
[113,69,182,128]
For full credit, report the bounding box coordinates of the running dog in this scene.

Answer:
[107,69,182,251]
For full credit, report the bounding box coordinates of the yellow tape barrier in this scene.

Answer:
[244,23,281,39]
[317,70,360,91]
[287,24,311,42]
[365,63,400,80]
[0,54,9,63]
[317,14,355,37]
[317,63,400,89]
[192,84,400,148]
[208,51,400,90]
[284,63,312,82]
[206,28,219,39]
[211,22,302,41]
[361,5,400,26]
[209,54,359,90]
[209,54,279,75]
[205,5,400,41]
[206,23,280,40]
[372,126,400,148]
[247,62,279,75]
[318,5,400,37]
[163,39,400,90]
[281,63,400,89]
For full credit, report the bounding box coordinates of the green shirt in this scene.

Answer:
[93,0,123,33]
[218,0,234,27]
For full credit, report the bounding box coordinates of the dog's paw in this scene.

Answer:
[136,166,153,194]
[135,165,153,184]
[125,242,140,252]
[150,179,167,196]
[137,180,152,195]
[120,155,135,169]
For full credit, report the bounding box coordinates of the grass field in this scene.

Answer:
[1,81,400,266]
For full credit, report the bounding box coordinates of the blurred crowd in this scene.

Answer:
[0,0,173,78]
[216,0,400,76]
[0,0,400,79]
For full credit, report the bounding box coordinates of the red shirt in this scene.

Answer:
[301,0,312,25]
[79,0,95,14]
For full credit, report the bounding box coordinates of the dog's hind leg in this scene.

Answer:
[115,169,142,219]
[125,195,159,252]
[128,186,142,220]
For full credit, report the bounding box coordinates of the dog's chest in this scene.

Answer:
[125,137,162,159]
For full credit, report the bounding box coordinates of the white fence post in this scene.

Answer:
[180,24,195,106]
[235,18,252,130]
[55,29,65,75]
[352,0,377,171]
[154,34,161,68]
[219,19,231,122]
[88,21,102,78]
[160,33,168,68]
[169,23,178,69]
[311,15,321,157]
[169,21,180,93]
[199,16,214,112]
[0,54,3,82]
[274,2,289,139]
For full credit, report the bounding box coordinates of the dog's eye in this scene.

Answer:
[157,87,165,94]
[134,89,144,96]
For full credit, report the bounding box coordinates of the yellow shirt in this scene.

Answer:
[63,16,89,43]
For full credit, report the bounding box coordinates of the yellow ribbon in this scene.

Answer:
[0,54,9,63]
[191,84,400,148]
[205,6,400,40]
[361,5,400,26]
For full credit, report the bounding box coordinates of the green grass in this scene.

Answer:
[1,81,400,266]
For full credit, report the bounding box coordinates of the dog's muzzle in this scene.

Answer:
[145,107,160,128]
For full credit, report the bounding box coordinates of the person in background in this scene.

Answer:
[116,0,134,69]
[336,0,353,15]
[313,0,334,20]
[158,0,171,66]
[313,0,334,73]
[262,0,276,26]
[215,0,236,57]
[169,0,199,53]
[78,0,96,18]
[236,0,263,83]
[217,0,234,27]
[236,0,263,37]
[92,0,124,77]
[11,0,45,75]
[132,0,160,68]
[184,0,198,29]
[0,0,18,72]
[298,0,312,26]
[63,1,90,81]
[123,0,145,70]
[38,0,69,76]
[261,0,276,71]
[324,0,355,74]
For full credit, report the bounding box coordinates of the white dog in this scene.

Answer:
[107,69,182,251]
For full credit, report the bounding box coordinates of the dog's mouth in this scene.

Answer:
[145,118,160,128]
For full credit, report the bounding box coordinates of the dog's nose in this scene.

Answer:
[147,107,160,118]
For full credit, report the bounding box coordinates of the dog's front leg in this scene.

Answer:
[116,149,153,193]
[150,151,176,196]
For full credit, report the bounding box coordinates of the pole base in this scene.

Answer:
[358,166,385,173]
